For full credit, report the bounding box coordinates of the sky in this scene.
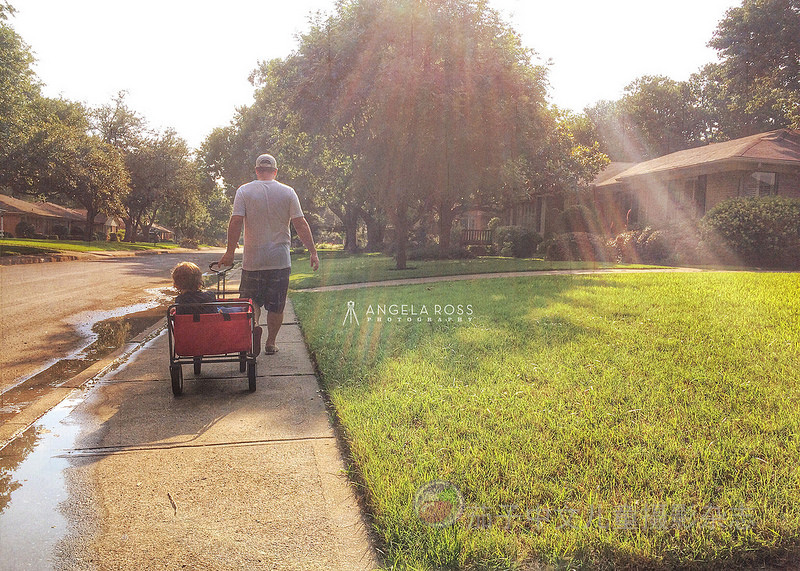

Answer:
[10,0,741,150]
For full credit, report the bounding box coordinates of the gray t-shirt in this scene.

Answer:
[232,179,304,270]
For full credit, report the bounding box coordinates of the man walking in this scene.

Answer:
[219,154,319,355]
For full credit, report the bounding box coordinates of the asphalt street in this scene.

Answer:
[0,249,226,393]
[0,253,378,569]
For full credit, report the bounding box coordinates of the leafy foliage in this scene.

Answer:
[609,227,675,264]
[702,196,800,268]
[14,220,34,238]
[210,0,606,266]
[555,204,602,235]
[492,225,542,258]
[544,232,613,262]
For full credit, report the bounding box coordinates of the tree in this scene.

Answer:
[92,91,146,152]
[703,0,800,137]
[0,4,41,189]
[123,129,193,242]
[36,123,129,240]
[710,0,800,94]
[285,0,569,265]
[620,76,711,156]
[585,76,712,162]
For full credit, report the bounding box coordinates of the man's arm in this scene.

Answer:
[291,216,319,271]
[218,215,244,267]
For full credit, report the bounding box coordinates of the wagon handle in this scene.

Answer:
[208,262,234,274]
[208,262,234,296]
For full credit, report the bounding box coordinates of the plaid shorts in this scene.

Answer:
[239,267,291,313]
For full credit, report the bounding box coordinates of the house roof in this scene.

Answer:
[596,129,800,188]
[592,162,636,186]
[1,194,175,235]
[0,194,83,221]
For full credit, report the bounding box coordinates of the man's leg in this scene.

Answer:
[265,311,283,352]
[263,267,290,354]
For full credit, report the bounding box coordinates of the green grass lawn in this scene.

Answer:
[290,250,659,290]
[0,237,180,256]
[291,271,800,569]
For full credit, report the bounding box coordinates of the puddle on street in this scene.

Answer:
[0,395,83,568]
[0,292,176,566]
[0,303,169,425]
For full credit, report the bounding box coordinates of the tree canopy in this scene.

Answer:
[589,0,800,160]
[0,9,227,244]
[210,0,606,266]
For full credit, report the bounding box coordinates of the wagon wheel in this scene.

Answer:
[239,351,247,372]
[247,360,257,392]
[170,365,183,396]
[193,356,202,376]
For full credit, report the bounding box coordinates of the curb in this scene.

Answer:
[0,253,82,265]
[0,248,203,266]
[0,316,167,448]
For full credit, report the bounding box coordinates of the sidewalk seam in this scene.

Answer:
[66,435,338,457]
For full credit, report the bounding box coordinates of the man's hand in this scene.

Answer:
[291,216,320,272]
[218,250,235,268]
[219,216,243,269]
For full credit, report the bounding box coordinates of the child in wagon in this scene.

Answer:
[171,262,217,310]
[171,261,262,354]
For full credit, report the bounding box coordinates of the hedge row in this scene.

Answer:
[701,196,800,268]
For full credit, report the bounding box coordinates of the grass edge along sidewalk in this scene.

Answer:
[289,250,667,291]
[291,271,800,570]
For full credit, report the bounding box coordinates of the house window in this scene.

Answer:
[508,198,547,233]
[740,172,777,197]
[694,175,707,216]
[666,176,706,219]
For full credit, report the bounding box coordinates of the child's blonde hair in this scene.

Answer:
[172,262,203,292]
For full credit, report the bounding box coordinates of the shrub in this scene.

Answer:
[15,221,35,238]
[556,204,602,235]
[493,226,542,258]
[701,197,800,268]
[644,230,670,262]
[608,227,674,264]
[53,225,69,240]
[545,232,613,262]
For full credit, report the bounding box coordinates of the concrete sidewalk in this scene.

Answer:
[57,299,379,569]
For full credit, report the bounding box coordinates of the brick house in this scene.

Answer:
[593,129,800,232]
[0,194,171,240]
[0,194,85,237]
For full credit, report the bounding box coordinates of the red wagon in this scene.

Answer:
[167,263,258,396]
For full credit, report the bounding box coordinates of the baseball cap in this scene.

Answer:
[255,154,277,169]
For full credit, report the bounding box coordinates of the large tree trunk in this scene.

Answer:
[342,207,360,253]
[394,206,409,270]
[330,204,360,253]
[438,202,456,256]
[84,207,97,241]
[123,216,136,242]
[360,207,385,252]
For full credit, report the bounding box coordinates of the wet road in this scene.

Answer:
[0,249,225,394]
